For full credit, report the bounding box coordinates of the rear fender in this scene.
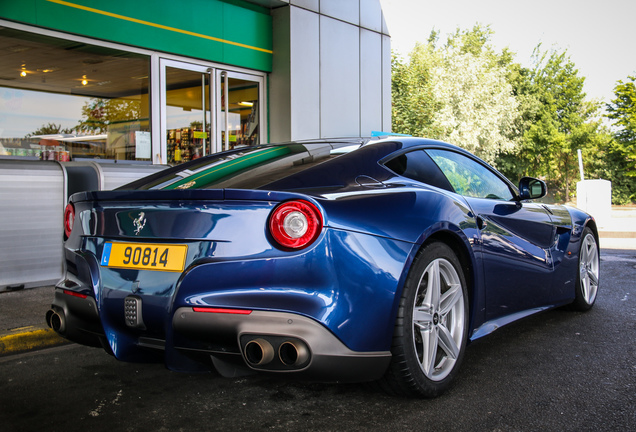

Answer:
[395,223,482,344]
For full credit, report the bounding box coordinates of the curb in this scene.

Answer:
[0,326,68,357]
[599,231,636,239]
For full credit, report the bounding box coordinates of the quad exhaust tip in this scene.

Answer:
[244,338,275,366]
[46,309,66,334]
[278,341,309,366]
[243,337,311,368]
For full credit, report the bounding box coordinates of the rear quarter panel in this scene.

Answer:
[312,182,484,337]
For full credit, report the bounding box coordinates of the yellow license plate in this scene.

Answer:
[100,242,188,272]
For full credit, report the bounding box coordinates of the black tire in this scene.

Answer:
[380,242,469,398]
[567,227,600,311]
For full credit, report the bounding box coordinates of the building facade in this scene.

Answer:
[0,0,390,164]
[0,0,391,289]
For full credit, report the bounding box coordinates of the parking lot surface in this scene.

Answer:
[1,248,634,432]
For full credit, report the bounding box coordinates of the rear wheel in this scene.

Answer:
[568,227,599,311]
[381,242,468,397]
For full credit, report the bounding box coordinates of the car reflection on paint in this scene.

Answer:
[48,137,599,397]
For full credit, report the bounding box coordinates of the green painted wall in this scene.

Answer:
[0,0,273,71]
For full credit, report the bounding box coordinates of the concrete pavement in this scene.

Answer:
[1,207,634,357]
[597,206,636,250]
[0,284,66,356]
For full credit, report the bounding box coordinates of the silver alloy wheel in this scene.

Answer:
[412,257,465,381]
[579,233,599,305]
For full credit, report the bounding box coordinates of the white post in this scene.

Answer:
[577,149,585,181]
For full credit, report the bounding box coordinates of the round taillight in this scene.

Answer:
[269,200,323,250]
[63,202,75,239]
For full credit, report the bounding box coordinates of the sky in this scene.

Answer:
[379,0,636,104]
[0,87,86,138]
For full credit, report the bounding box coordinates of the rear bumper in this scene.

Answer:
[173,307,391,382]
[47,280,108,350]
[46,281,391,382]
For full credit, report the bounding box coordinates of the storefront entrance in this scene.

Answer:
[0,26,267,166]
[0,2,272,291]
[217,69,263,152]
[160,59,265,165]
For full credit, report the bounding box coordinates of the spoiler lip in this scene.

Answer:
[68,188,315,204]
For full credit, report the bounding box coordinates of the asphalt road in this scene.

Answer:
[1,249,635,432]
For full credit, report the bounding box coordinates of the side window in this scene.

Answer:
[384,150,454,192]
[426,149,514,200]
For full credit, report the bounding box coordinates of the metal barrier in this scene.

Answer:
[89,162,167,191]
[0,160,65,291]
[0,160,168,291]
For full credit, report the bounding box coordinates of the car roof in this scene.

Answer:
[366,136,466,152]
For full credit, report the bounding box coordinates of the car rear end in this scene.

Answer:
[48,142,412,381]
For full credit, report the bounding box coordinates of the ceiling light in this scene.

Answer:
[20,71,27,77]
[238,101,254,107]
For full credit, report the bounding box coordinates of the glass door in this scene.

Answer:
[160,60,212,165]
[160,60,266,163]
[216,70,265,153]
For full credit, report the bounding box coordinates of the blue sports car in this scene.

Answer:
[48,137,600,397]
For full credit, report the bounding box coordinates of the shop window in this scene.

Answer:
[165,67,211,164]
[221,76,260,150]
[0,28,150,162]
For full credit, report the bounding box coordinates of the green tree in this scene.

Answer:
[497,46,607,201]
[603,76,636,203]
[607,76,636,144]
[26,122,74,137]
[430,44,519,164]
[391,25,520,164]
[391,41,442,139]
[392,26,614,202]
[76,98,142,133]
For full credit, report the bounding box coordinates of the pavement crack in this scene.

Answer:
[88,389,123,417]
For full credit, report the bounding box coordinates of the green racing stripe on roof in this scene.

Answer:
[164,146,292,190]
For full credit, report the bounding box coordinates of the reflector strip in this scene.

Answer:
[63,290,88,299]
[192,307,252,315]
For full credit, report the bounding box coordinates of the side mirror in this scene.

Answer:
[518,177,547,200]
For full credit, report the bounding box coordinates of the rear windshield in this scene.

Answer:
[121,143,358,191]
